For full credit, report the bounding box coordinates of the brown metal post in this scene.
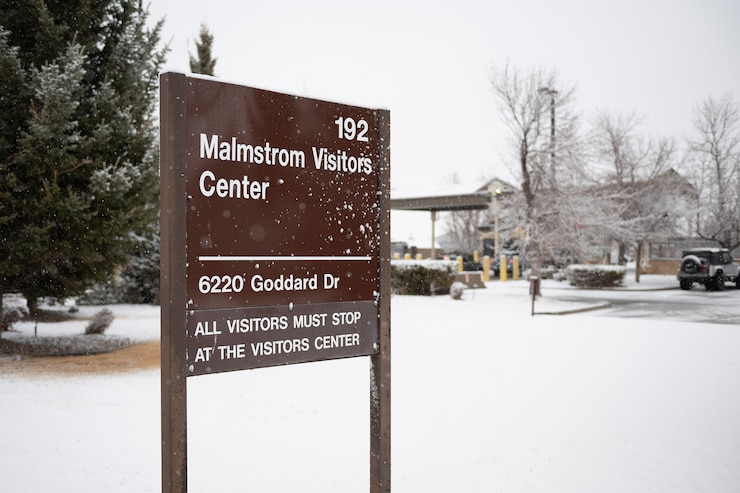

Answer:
[160,72,189,493]
[370,109,391,492]
[530,276,540,317]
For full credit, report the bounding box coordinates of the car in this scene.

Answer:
[676,247,740,291]
[463,259,483,271]
[443,254,482,271]
[491,251,523,277]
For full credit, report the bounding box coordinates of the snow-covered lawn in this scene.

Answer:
[2,276,739,492]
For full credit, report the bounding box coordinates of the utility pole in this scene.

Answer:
[539,87,557,187]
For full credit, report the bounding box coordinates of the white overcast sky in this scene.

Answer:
[147,0,740,193]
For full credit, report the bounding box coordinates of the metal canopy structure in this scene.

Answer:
[389,191,492,212]
[390,179,516,258]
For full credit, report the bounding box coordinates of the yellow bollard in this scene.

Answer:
[393,252,400,260]
[457,256,464,272]
[416,253,423,260]
[500,254,507,282]
[404,253,411,260]
[473,250,479,262]
[483,255,491,282]
[513,256,520,280]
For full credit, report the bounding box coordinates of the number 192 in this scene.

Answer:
[334,116,369,142]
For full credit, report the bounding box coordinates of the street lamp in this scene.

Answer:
[430,209,437,259]
[538,87,557,184]
[492,187,502,255]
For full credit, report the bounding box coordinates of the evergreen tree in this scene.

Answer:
[0,0,166,313]
[0,28,28,163]
[189,23,217,76]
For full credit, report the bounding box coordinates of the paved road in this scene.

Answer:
[551,284,740,325]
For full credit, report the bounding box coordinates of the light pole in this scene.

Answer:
[430,209,437,259]
[492,187,502,255]
[538,87,557,185]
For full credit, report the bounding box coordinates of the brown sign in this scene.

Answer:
[185,78,381,310]
[187,301,377,374]
[176,77,382,374]
[160,72,391,492]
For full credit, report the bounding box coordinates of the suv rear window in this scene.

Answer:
[683,250,709,261]
[681,250,732,265]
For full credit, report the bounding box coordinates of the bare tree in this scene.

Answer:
[592,110,676,183]
[444,209,486,254]
[591,110,689,279]
[490,63,588,274]
[688,93,740,251]
[441,172,491,254]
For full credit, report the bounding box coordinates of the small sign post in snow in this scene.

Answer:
[160,72,391,492]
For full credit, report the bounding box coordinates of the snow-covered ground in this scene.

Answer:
[2,274,739,492]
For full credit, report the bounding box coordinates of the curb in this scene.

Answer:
[535,302,612,316]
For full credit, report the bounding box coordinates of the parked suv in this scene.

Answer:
[677,248,740,291]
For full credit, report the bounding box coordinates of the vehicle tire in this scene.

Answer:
[709,271,724,291]
[736,277,740,289]
[679,279,693,290]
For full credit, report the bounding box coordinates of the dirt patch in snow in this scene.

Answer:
[0,339,160,376]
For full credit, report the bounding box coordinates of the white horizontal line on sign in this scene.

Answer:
[198,255,373,262]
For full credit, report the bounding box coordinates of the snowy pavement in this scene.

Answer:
[1,275,739,492]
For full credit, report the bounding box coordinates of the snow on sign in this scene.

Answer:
[160,73,390,375]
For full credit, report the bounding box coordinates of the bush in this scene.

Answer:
[1,306,25,333]
[449,282,466,300]
[391,260,457,295]
[566,264,626,288]
[1,334,131,356]
[85,308,115,335]
[79,228,160,305]
[80,269,159,305]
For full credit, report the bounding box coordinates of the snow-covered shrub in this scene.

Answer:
[79,280,123,305]
[80,262,159,305]
[85,308,115,335]
[566,264,626,288]
[1,335,131,356]
[391,259,457,295]
[449,282,466,300]
[79,228,160,305]
[1,306,26,333]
